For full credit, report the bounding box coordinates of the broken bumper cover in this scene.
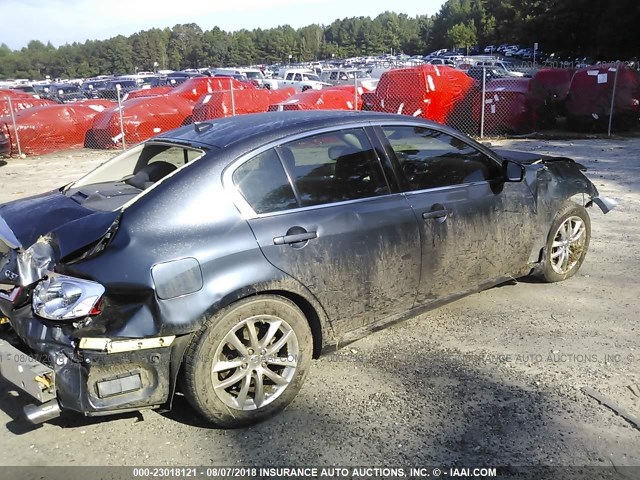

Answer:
[587,196,618,214]
[0,303,175,419]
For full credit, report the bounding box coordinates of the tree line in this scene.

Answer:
[0,0,637,79]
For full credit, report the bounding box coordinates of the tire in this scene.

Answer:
[538,202,591,283]
[181,295,313,428]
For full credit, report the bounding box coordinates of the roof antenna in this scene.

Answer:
[194,122,213,134]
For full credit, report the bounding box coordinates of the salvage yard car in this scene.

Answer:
[0,111,615,428]
[0,130,10,156]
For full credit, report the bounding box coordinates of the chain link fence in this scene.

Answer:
[362,60,639,138]
[1,61,639,158]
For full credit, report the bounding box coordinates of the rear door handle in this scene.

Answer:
[422,209,449,219]
[273,231,317,245]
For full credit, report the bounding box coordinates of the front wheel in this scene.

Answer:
[538,202,591,282]
[181,295,313,427]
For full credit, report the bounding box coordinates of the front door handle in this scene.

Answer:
[422,209,449,220]
[273,231,317,245]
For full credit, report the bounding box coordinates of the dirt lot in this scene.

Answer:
[0,139,638,474]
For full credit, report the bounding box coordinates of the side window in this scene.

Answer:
[233,149,298,214]
[294,73,302,81]
[382,126,501,190]
[280,128,389,207]
[329,72,338,81]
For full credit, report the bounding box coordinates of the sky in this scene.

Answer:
[1,0,446,51]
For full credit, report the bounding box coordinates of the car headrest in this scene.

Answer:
[328,145,359,161]
[332,146,371,180]
[126,161,177,190]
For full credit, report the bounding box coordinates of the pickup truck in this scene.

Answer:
[319,68,378,90]
[214,68,280,90]
[273,69,331,91]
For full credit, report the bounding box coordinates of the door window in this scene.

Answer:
[279,128,390,207]
[382,126,501,191]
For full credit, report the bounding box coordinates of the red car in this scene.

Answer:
[0,129,10,157]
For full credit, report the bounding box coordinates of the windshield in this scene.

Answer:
[14,86,35,93]
[244,71,263,79]
[58,86,81,93]
[82,81,109,90]
[107,80,137,88]
[65,142,206,211]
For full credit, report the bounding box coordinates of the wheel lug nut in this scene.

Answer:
[248,349,254,355]
[260,349,266,355]
[261,362,267,368]
[241,363,248,369]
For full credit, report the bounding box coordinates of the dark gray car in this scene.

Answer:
[0,111,615,428]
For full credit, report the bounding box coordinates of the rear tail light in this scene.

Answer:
[33,274,104,321]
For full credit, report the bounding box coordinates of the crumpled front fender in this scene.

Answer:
[535,158,616,214]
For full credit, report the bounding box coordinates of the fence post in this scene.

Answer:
[116,85,126,150]
[480,66,486,138]
[607,61,620,137]
[230,80,236,116]
[6,96,23,157]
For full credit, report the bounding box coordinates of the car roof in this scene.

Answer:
[155,111,445,149]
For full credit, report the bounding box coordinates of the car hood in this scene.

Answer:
[0,190,119,286]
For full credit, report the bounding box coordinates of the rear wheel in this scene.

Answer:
[538,202,591,282]
[182,295,312,427]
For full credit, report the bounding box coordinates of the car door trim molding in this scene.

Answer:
[402,180,494,196]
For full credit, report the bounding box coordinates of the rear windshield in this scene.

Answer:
[64,142,206,211]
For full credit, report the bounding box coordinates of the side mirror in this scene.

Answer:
[502,159,525,182]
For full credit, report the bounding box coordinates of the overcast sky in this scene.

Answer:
[1,0,446,50]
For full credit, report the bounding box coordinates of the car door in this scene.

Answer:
[228,127,421,334]
[376,124,537,305]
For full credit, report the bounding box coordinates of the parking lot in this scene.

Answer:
[0,138,638,470]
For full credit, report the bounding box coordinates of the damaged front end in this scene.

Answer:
[496,148,617,216]
[496,149,617,269]
[531,156,617,216]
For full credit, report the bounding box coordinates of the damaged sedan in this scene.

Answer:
[0,111,615,428]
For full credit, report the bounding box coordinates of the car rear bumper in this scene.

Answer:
[0,301,176,422]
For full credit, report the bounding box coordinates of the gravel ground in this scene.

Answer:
[0,140,638,475]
